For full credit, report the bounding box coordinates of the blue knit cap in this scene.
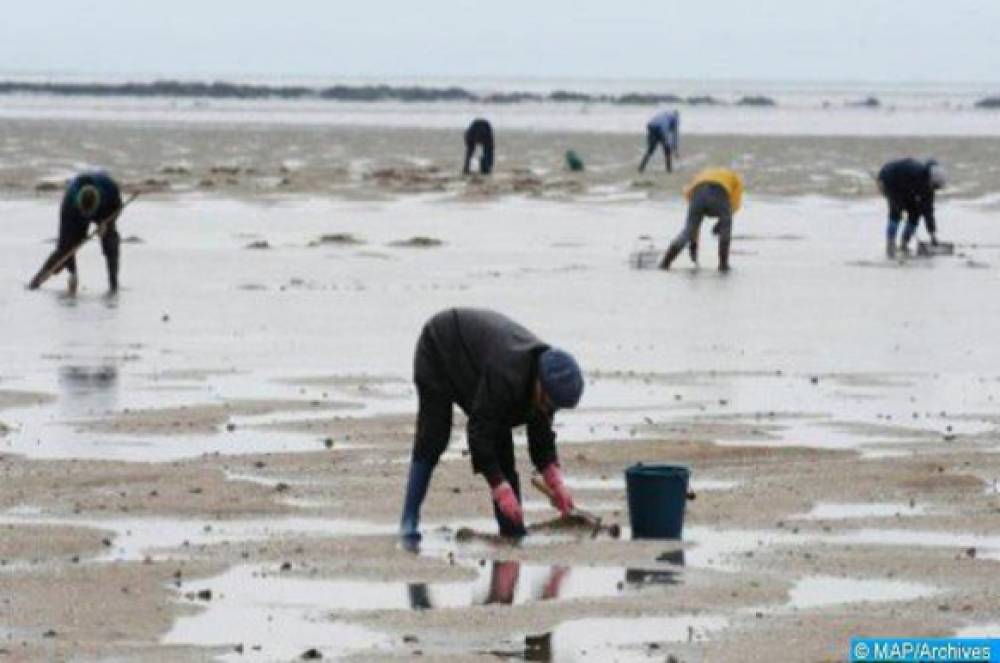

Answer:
[538,348,584,410]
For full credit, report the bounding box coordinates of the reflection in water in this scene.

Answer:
[405,560,680,610]
[407,583,432,611]
[58,364,119,417]
[524,632,553,662]
[485,560,521,605]
[167,558,686,659]
[655,549,686,566]
[515,614,729,662]
[59,365,118,388]
[624,568,681,586]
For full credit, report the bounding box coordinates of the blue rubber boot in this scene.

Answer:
[400,459,434,549]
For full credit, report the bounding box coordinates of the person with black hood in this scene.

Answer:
[462,118,495,175]
[877,158,946,258]
[399,308,584,543]
[28,170,123,294]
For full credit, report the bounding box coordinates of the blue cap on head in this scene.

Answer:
[538,348,584,410]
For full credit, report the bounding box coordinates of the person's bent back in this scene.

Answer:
[660,168,743,272]
[463,119,495,175]
[28,170,124,294]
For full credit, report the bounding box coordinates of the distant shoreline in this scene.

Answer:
[0,80,785,106]
[3,80,997,109]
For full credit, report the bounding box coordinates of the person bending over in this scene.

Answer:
[463,118,495,175]
[28,171,123,294]
[660,168,743,272]
[877,158,945,258]
[400,308,584,543]
[639,110,680,173]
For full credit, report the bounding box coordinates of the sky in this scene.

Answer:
[1,0,998,84]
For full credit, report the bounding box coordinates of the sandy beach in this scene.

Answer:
[2,100,1000,662]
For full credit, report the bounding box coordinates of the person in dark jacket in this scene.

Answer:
[877,158,946,258]
[28,171,123,294]
[399,308,584,543]
[463,118,495,175]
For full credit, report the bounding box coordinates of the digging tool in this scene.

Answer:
[27,191,141,290]
[531,475,603,531]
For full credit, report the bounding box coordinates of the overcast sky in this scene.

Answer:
[1,0,998,83]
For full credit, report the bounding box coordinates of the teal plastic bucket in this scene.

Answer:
[625,464,690,539]
[565,150,585,172]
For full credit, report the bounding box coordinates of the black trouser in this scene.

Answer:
[639,125,672,173]
[883,190,934,246]
[412,332,524,536]
[37,217,120,290]
[463,121,495,175]
[412,381,524,536]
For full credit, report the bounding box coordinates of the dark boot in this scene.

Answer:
[688,241,698,265]
[400,459,435,545]
[718,238,731,272]
[106,254,119,293]
[493,471,527,538]
[658,242,684,270]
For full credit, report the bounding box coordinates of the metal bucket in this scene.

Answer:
[917,241,954,257]
[629,249,663,270]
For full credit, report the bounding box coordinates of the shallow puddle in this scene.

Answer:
[681,524,1000,570]
[178,559,680,614]
[0,509,598,563]
[166,559,684,661]
[954,623,1000,638]
[787,575,936,609]
[165,601,390,662]
[823,528,1000,557]
[493,615,727,662]
[0,511,397,561]
[6,364,998,463]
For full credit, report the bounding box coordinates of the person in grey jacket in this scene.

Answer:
[399,308,584,543]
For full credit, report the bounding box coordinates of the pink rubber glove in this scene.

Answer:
[491,481,524,528]
[542,463,575,517]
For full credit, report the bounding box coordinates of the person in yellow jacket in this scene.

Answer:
[660,168,743,272]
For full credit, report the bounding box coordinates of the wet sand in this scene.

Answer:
[2,400,999,661]
[4,118,1000,202]
[1,146,1000,660]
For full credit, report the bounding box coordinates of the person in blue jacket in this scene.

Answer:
[399,308,584,544]
[639,110,680,173]
[878,158,946,258]
[29,171,123,294]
